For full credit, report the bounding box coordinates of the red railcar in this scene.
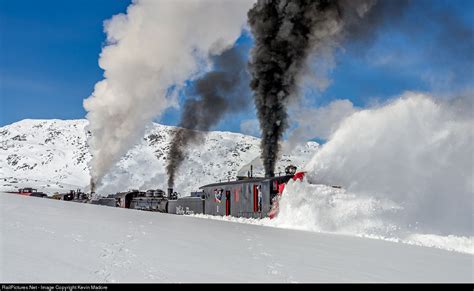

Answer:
[8,188,48,198]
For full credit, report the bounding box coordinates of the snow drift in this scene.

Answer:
[272,92,473,253]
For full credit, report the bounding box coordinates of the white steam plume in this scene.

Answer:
[83,0,255,188]
[303,92,473,236]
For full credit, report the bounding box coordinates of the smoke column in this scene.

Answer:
[247,0,381,177]
[83,0,254,189]
[166,43,251,188]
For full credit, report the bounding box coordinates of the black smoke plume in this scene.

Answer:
[248,0,343,177]
[166,43,251,187]
[247,0,413,178]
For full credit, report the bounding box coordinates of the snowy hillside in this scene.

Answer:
[0,119,91,192]
[0,119,318,195]
[0,193,471,283]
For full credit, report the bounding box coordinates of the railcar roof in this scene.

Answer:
[199,175,293,189]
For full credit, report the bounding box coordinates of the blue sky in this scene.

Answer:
[0,0,131,125]
[1,0,473,131]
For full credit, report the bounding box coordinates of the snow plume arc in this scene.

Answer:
[303,92,473,236]
[247,0,382,178]
[83,0,255,188]
[166,44,251,188]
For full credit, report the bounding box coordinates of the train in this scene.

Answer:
[90,165,304,219]
[5,165,309,219]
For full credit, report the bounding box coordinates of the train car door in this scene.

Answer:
[125,193,134,208]
[225,191,231,216]
[253,185,258,213]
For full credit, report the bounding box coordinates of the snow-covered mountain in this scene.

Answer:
[0,119,318,195]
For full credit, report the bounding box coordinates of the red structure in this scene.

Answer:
[8,188,47,198]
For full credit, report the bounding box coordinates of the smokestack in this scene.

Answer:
[90,178,96,194]
[168,188,173,199]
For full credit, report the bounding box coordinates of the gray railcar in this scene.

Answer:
[199,175,294,218]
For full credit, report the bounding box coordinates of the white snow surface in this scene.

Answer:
[1,193,472,283]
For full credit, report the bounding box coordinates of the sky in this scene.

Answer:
[1,0,473,134]
[0,0,132,125]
